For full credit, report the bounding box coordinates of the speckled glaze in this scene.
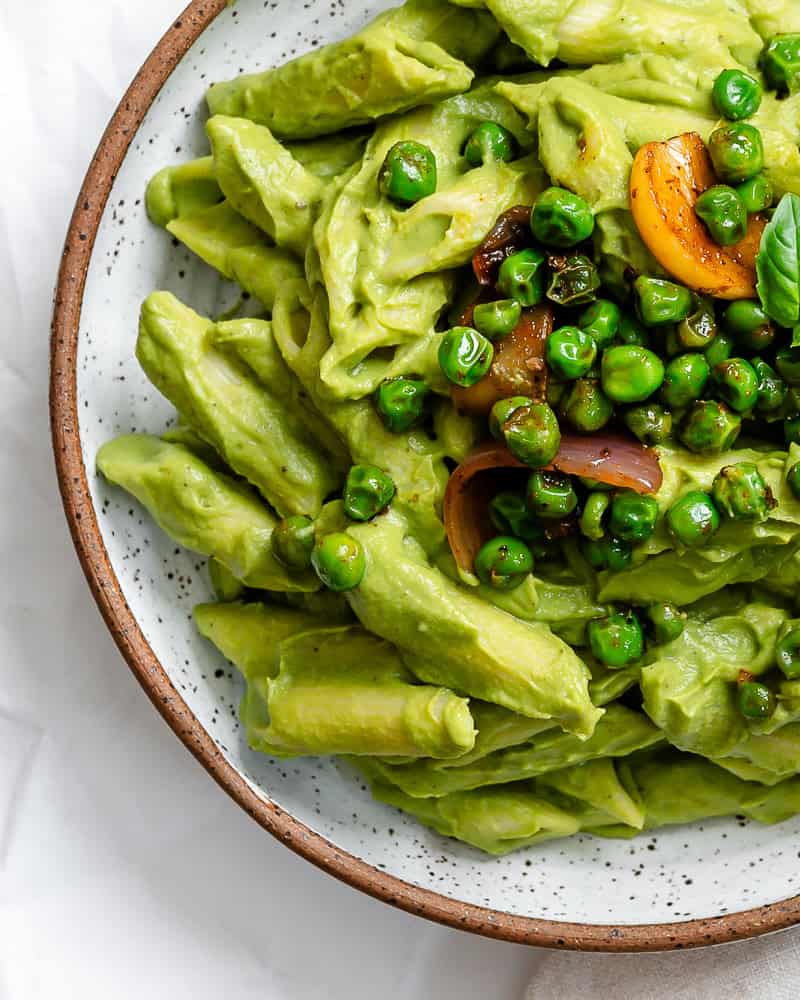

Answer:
[51,0,800,951]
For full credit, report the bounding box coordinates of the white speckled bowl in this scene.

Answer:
[50,0,800,950]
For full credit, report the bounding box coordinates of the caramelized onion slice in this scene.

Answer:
[450,305,552,415]
[444,433,663,571]
[472,204,532,286]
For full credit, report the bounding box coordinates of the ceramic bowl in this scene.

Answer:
[50,0,800,950]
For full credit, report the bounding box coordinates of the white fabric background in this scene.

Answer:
[1,1,799,996]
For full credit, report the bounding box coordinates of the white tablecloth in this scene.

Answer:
[1,2,798,997]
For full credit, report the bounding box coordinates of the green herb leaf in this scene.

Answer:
[757,192,800,328]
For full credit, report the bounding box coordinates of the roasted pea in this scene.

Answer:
[502,401,562,468]
[752,358,788,413]
[375,377,429,432]
[497,248,548,306]
[694,185,748,246]
[546,325,597,380]
[711,462,775,521]
[710,357,760,412]
[489,395,532,440]
[661,353,710,409]
[775,347,800,386]
[472,298,522,341]
[712,69,762,120]
[666,490,721,547]
[312,533,366,591]
[560,377,614,432]
[785,415,800,445]
[704,332,735,368]
[489,491,543,542]
[527,471,578,519]
[760,34,800,95]
[343,464,396,522]
[379,141,437,205]
[546,254,601,306]
[271,515,316,570]
[601,345,665,403]
[474,536,534,590]
[588,611,644,668]
[787,461,800,499]
[578,298,621,349]
[623,403,673,445]
[531,186,595,247]
[707,124,765,184]
[776,621,800,679]
[723,300,776,353]
[463,121,518,168]
[676,295,718,351]
[635,276,693,327]
[646,603,687,644]
[738,681,775,719]
[438,326,494,387]
[736,173,773,213]
[680,400,742,453]
[609,490,659,543]
[582,535,633,572]
[579,491,610,540]
[617,314,651,347]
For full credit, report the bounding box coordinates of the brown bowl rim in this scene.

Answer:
[49,0,800,952]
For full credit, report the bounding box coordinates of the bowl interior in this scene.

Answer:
[74,0,800,930]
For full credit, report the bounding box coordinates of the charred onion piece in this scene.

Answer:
[444,434,663,571]
[450,305,552,415]
[472,204,533,286]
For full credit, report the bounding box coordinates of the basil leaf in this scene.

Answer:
[757,192,800,328]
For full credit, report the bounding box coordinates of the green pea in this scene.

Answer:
[634,276,693,327]
[704,332,735,368]
[712,462,776,523]
[375,377,429,432]
[497,248,548,306]
[776,621,800,679]
[679,400,742,453]
[751,357,788,413]
[579,491,610,540]
[546,255,601,307]
[736,173,773,213]
[695,185,748,246]
[343,464,396,522]
[502,401,562,468]
[527,471,578,519]
[311,532,366,591]
[379,141,437,205]
[588,611,644,668]
[676,295,718,351]
[472,298,522,341]
[601,345,665,404]
[723,300,775,353]
[546,380,566,408]
[786,461,800,499]
[646,603,687,644]
[489,395,531,440]
[738,680,775,719]
[623,403,673,445]
[474,536,534,590]
[710,357,759,412]
[760,34,800,95]
[463,121,517,168]
[775,347,800,386]
[661,353,710,409]
[438,326,494,387]
[666,490,721,548]
[578,298,621,349]
[560,377,614,432]
[489,491,543,543]
[582,535,633,572]
[271,515,316,570]
[617,314,651,347]
[785,414,800,445]
[707,124,765,184]
[530,186,595,247]
[545,325,597,380]
[712,68,762,120]
[608,490,659,543]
